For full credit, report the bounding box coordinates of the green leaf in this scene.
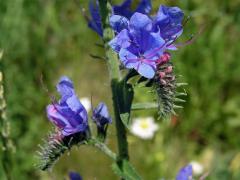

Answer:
[131,103,158,111]
[120,113,130,130]
[112,160,142,180]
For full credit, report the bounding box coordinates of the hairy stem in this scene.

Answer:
[90,138,117,161]
[98,0,129,162]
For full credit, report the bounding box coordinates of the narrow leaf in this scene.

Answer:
[131,103,158,110]
[112,160,142,180]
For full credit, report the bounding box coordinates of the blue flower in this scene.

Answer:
[113,0,152,19]
[88,0,103,37]
[109,12,167,78]
[92,102,112,139]
[92,102,112,127]
[69,172,82,180]
[46,76,88,137]
[87,0,152,36]
[176,164,193,180]
[153,5,184,41]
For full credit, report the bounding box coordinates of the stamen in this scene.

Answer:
[175,24,205,47]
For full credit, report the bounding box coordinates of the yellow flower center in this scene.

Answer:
[140,120,149,129]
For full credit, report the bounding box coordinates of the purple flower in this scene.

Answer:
[92,102,112,139]
[176,164,193,180]
[109,12,168,78]
[88,0,103,37]
[69,172,82,180]
[46,76,88,137]
[153,5,184,41]
[87,0,152,36]
[92,102,112,127]
[113,0,152,19]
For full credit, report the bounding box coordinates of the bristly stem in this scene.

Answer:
[90,138,117,161]
[98,0,129,163]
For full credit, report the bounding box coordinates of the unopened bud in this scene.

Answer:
[165,66,173,73]
[160,79,167,85]
[159,72,166,78]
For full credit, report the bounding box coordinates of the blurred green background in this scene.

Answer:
[0,0,240,179]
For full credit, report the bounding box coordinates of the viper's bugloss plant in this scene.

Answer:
[37,0,191,179]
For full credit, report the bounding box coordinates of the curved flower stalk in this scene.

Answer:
[153,52,187,118]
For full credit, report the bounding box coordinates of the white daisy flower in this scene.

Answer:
[130,117,159,139]
[80,97,91,112]
[190,161,204,175]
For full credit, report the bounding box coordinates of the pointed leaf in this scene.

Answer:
[112,160,142,180]
[120,113,130,130]
[131,103,158,110]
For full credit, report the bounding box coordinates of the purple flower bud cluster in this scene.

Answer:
[46,76,111,138]
[108,3,184,79]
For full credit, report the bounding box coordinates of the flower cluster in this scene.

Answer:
[47,76,89,137]
[109,4,184,79]
[87,0,184,79]
[46,76,111,139]
[38,76,112,170]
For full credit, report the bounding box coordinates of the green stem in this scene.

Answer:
[90,138,117,161]
[98,0,129,161]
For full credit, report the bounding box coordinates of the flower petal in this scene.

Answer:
[110,15,129,33]
[46,105,68,129]
[57,76,75,103]
[113,0,132,18]
[153,5,184,40]
[88,0,103,36]
[129,12,152,31]
[119,48,138,69]
[135,0,152,15]
[92,102,112,126]
[137,62,156,79]
[109,29,130,52]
